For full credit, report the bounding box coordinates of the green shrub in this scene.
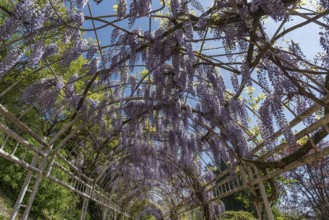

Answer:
[0,154,79,218]
[222,211,257,220]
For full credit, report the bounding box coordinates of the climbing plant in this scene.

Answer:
[1,0,329,219]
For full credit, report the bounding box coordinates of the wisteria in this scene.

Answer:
[1,0,329,219]
[22,77,64,113]
[28,41,45,68]
[0,17,21,41]
[14,0,35,22]
[0,48,23,78]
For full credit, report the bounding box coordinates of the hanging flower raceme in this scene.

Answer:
[15,0,45,32]
[28,41,45,68]
[128,0,152,26]
[0,17,21,41]
[260,94,296,150]
[117,0,127,19]
[22,77,64,113]
[0,48,24,79]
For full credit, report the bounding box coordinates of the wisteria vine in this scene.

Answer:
[1,0,329,219]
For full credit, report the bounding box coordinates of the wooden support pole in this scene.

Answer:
[10,170,34,220]
[258,180,274,220]
[253,166,274,220]
[254,202,262,220]
[80,184,91,220]
[80,197,89,220]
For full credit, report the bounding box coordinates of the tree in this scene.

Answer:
[282,155,329,219]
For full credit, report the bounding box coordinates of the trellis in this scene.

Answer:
[1,0,329,219]
[0,104,130,219]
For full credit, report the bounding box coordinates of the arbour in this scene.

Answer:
[0,0,329,219]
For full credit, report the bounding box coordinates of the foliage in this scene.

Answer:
[141,215,156,220]
[0,146,79,218]
[0,159,79,218]
[221,191,256,214]
[221,211,257,220]
[129,200,149,219]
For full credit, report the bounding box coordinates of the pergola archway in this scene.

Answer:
[1,0,329,219]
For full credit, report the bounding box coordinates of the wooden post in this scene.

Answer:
[253,165,274,220]
[80,197,89,220]
[254,201,262,220]
[10,170,34,220]
[258,180,274,220]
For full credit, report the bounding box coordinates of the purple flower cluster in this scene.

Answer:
[15,0,34,20]
[288,41,306,59]
[0,18,21,41]
[15,0,45,32]
[65,74,78,98]
[111,28,121,44]
[60,36,85,69]
[210,201,225,219]
[63,12,84,41]
[320,0,329,9]
[28,41,45,68]
[147,29,178,70]
[88,58,99,75]
[260,94,295,149]
[86,45,98,60]
[137,0,152,17]
[117,0,127,19]
[71,11,85,26]
[320,31,329,54]
[204,169,215,182]
[22,77,64,113]
[264,56,298,95]
[128,0,152,26]
[170,0,180,16]
[241,61,252,86]
[231,74,240,92]
[295,96,315,126]
[0,0,46,40]
[0,48,23,79]
[229,98,248,128]
[127,31,140,69]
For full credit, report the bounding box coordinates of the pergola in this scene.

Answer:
[0,0,329,219]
